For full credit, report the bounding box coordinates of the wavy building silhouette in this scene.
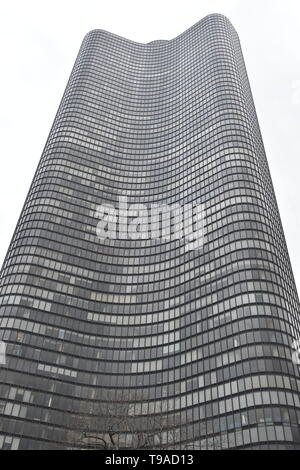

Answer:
[0,14,300,449]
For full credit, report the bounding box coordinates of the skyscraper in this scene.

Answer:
[0,13,300,450]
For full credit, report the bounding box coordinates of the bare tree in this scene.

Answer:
[65,393,233,450]
[65,393,182,450]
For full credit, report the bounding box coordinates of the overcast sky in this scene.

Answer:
[0,0,299,293]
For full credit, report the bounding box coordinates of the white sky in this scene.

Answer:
[0,0,299,293]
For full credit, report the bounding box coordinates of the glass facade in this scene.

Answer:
[0,14,300,450]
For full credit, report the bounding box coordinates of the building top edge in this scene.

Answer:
[84,13,235,47]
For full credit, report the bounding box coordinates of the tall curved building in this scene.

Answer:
[0,14,300,450]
